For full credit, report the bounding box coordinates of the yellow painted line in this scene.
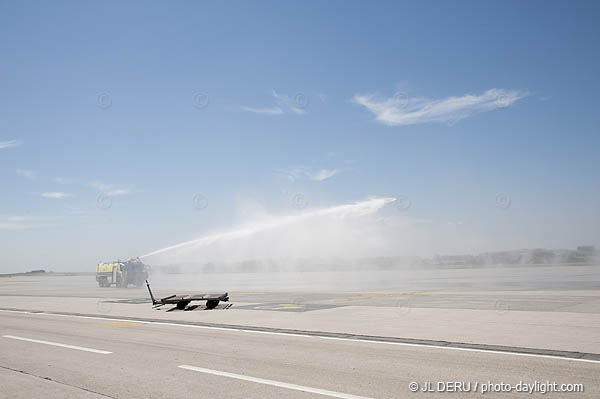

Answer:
[99,321,142,327]
[335,290,440,303]
[254,304,305,310]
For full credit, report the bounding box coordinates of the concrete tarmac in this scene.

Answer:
[0,311,597,399]
[0,269,599,398]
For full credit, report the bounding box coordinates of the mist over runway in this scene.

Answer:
[2,264,599,296]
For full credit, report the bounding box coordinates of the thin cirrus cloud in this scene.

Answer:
[352,88,529,126]
[41,192,72,199]
[54,177,70,184]
[0,222,36,230]
[0,139,22,149]
[278,166,342,182]
[242,90,307,115]
[272,90,306,115]
[241,106,284,115]
[16,169,37,179]
[104,188,132,197]
[89,181,133,197]
[311,168,340,181]
[0,215,56,230]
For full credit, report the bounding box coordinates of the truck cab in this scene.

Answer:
[96,258,149,288]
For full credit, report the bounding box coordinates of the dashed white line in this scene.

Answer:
[1,309,599,364]
[178,365,373,399]
[2,335,112,354]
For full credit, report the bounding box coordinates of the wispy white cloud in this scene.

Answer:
[1,215,55,230]
[272,90,306,115]
[67,208,88,217]
[7,215,57,222]
[89,181,112,191]
[311,169,340,181]
[242,90,308,116]
[277,166,343,182]
[0,223,36,230]
[16,169,37,179]
[352,88,528,126]
[241,106,284,115]
[0,139,22,149]
[105,188,132,197]
[89,181,133,197]
[7,216,35,222]
[41,192,72,199]
[54,177,70,184]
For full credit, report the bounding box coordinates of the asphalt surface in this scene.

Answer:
[1,310,598,399]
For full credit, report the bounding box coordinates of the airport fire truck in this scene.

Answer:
[96,258,149,288]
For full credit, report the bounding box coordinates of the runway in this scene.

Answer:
[0,310,597,399]
[0,269,599,398]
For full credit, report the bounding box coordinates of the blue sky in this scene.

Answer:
[1,1,599,271]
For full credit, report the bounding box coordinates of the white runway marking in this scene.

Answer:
[317,336,600,364]
[1,309,599,364]
[178,365,373,399]
[2,335,112,354]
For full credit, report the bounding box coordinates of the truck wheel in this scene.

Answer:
[206,300,219,310]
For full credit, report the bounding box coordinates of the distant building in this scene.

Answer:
[577,246,597,255]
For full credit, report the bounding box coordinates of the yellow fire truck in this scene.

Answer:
[96,258,149,288]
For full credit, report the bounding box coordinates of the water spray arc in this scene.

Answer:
[140,197,396,260]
